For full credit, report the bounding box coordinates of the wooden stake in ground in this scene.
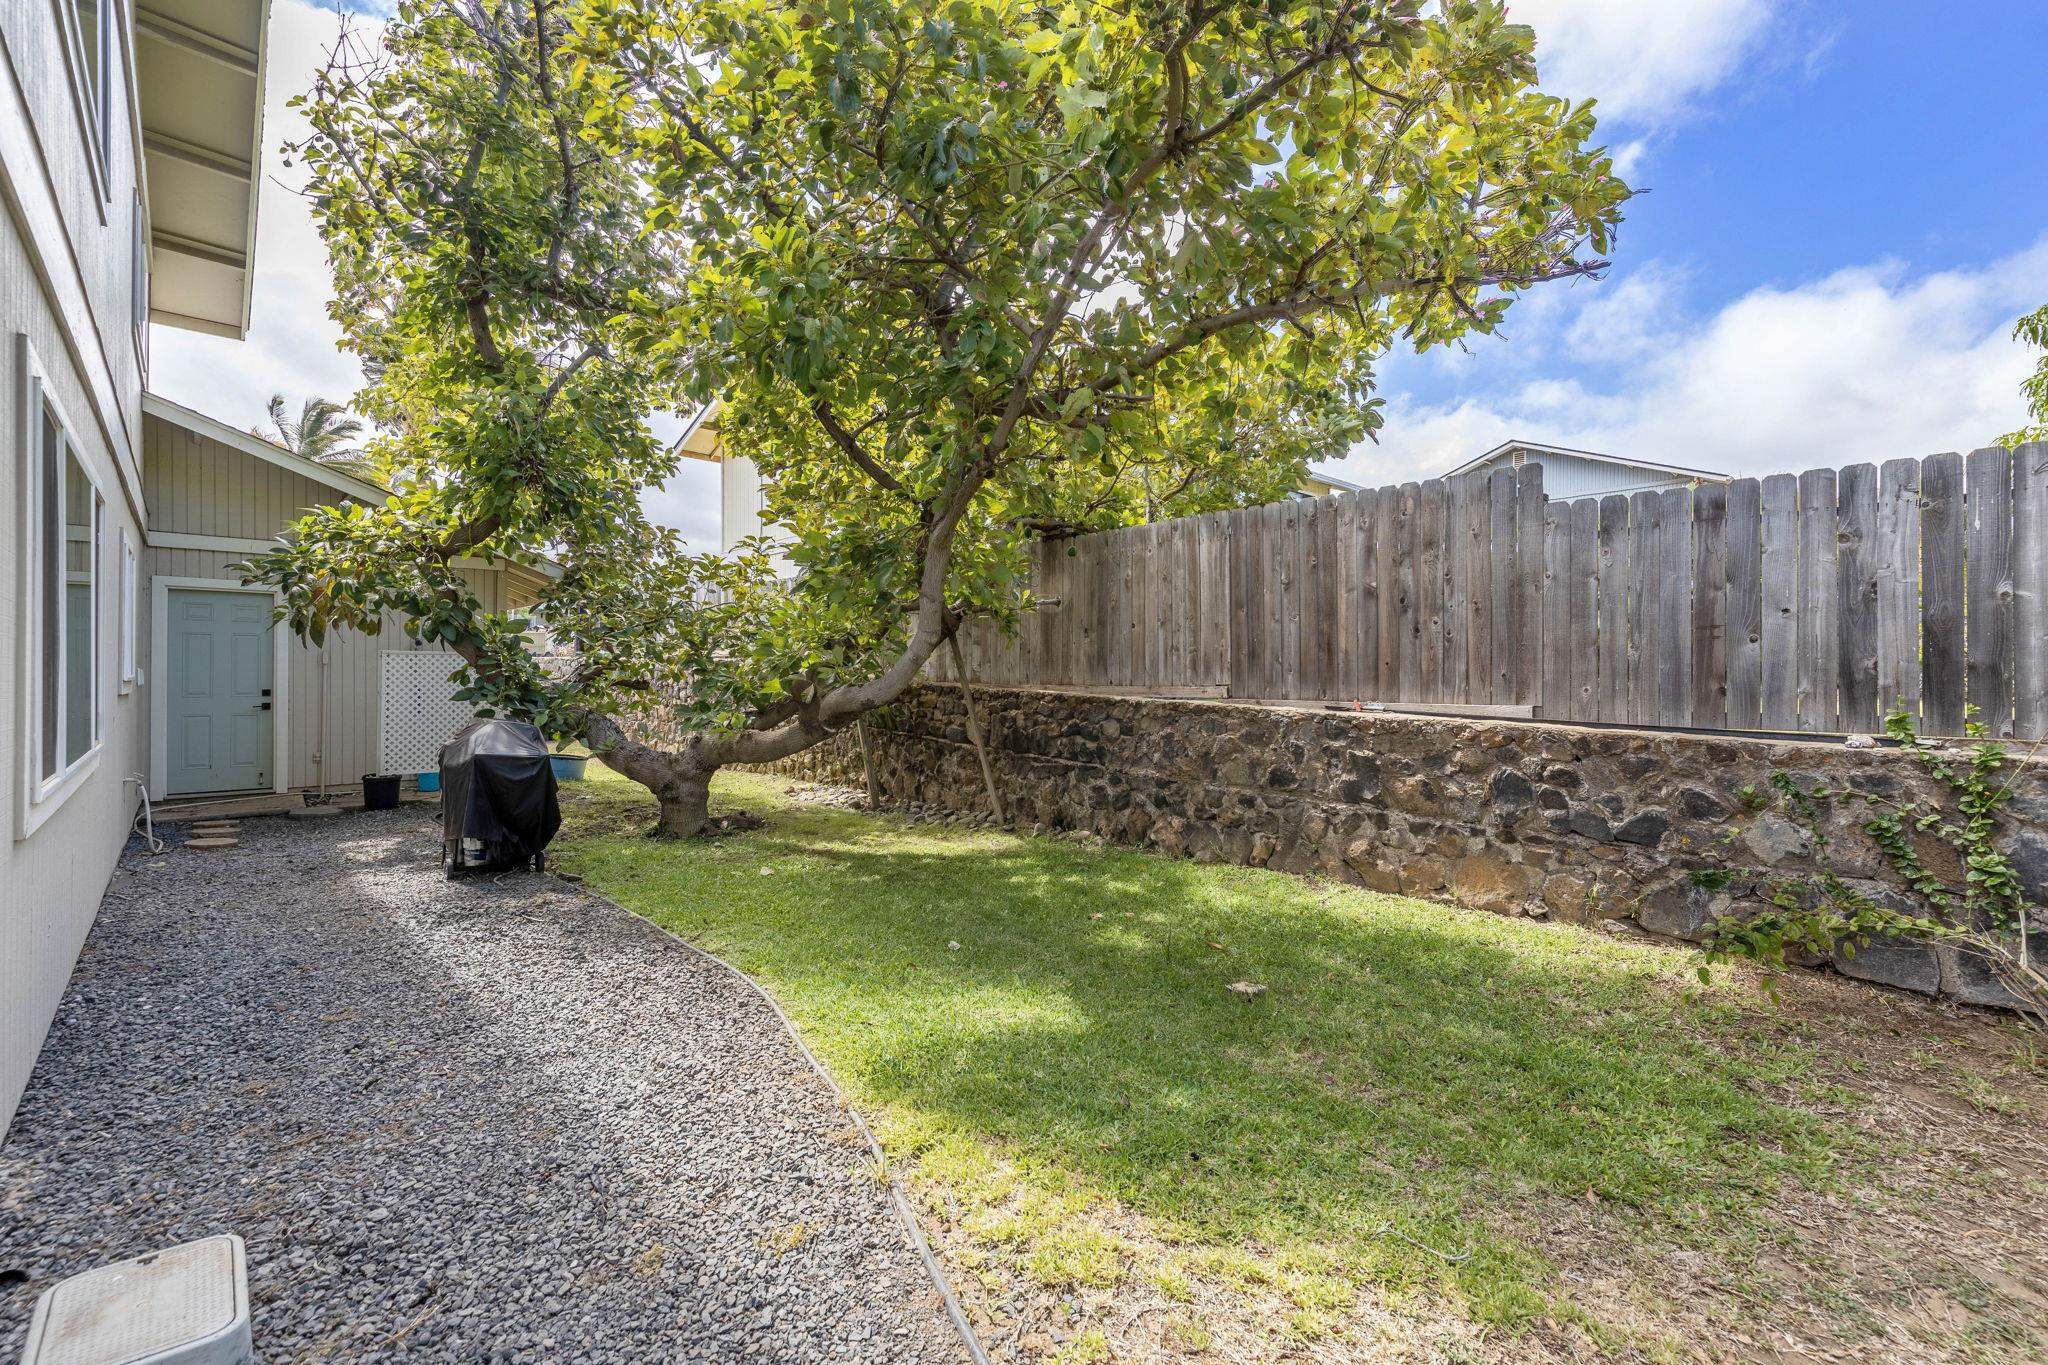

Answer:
[945,634,1007,825]
[854,718,880,810]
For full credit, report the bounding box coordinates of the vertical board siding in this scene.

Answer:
[946,447,2042,739]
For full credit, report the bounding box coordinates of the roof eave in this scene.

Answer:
[136,0,270,339]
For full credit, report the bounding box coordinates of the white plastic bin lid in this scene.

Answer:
[23,1234,252,1365]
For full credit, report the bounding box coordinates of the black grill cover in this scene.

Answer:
[439,719,561,873]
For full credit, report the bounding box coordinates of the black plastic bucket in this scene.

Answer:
[362,773,402,811]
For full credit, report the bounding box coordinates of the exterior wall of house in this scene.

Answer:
[719,451,767,554]
[139,412,524,794]
[1474,448,1719,501]
[1,3,154,1133]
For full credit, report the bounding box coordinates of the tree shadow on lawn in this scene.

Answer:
[559,777,1846,1332]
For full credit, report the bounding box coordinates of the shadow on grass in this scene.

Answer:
[559,775,1839,1327]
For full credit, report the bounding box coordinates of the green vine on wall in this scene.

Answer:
[1698,711,2045,1028]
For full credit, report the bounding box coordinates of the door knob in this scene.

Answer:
[256,702,272,711]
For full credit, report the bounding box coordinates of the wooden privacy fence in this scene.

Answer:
[939,441,2048,740]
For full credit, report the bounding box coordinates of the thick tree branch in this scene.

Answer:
[808,397,907,494]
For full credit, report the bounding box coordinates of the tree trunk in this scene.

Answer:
[652,771,714,839]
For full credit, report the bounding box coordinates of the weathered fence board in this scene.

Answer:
[947,446,2044,739]
[1836,463,1880,735]
[1796,467,1840,733]
[1515,466,1545,707]
[1875,460,1921,726]
[1921,453,1966,735]
[1417,481,1446,701]
[1724,477,1763,730]
[1542,502,1571,723]
[1759,473,1799,730]
[1966,445,2015,737]
[1596,494,1630,721]
[1690,481,1728,729]
[1565,497,1598,722]
[1372,487,1399,700]
[2015,444,2048,736]
[1392,484,1419,701]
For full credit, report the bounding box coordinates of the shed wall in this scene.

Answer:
[140,412,518,793]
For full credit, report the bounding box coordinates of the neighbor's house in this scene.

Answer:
[1446,440,1729,501]
[1,2,548,1135]
[676,402,1366,561]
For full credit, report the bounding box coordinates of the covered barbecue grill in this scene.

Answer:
[438,719,562,875]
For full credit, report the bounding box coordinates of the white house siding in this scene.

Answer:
[1,6,153,1132]
[719,451,766,553]
[1468,448,1719,501]
[144,410,345,539]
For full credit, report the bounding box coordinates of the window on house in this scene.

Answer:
[68,0,112,180]
[119,526,137,691]
[22,353,105,828]
[131,191,149,371]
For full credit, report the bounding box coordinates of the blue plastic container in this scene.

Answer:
[550,754,589,782]
[417,770,441,793]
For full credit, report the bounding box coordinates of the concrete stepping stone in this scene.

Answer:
[184,837,240,850]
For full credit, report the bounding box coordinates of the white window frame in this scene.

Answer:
[15,335,106,839]
[56,0,116,199]
[118,524,138,692]
[130,189,150,375]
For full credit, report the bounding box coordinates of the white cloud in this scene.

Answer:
[1338,240,2045,484]
[1507,0,1778,127]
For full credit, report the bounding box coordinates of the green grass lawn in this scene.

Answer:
[555,768,1852,1353]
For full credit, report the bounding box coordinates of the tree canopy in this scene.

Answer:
[249,0,1628,833]
[2007,304,2048,447]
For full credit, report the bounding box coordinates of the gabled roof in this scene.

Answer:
[136,0,271,338]
[1300,469,1362,495]
[1444,440,1728,483]
[676,400,723,462]
[141,392,565,582]
[144,391,387,502]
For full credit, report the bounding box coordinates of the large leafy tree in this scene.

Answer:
[253,0,1627,836]
[2006,304,2048,447]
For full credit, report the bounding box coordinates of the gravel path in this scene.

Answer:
[0,806,968,1363]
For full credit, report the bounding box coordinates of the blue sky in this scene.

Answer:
[151,1,2048,548]
[1344,0,2048,488]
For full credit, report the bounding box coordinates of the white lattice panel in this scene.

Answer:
[379,650,477,775]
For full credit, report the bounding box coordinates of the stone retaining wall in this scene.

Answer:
[744,685,2048,1007]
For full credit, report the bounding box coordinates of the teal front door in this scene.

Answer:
[166,588,275,795]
